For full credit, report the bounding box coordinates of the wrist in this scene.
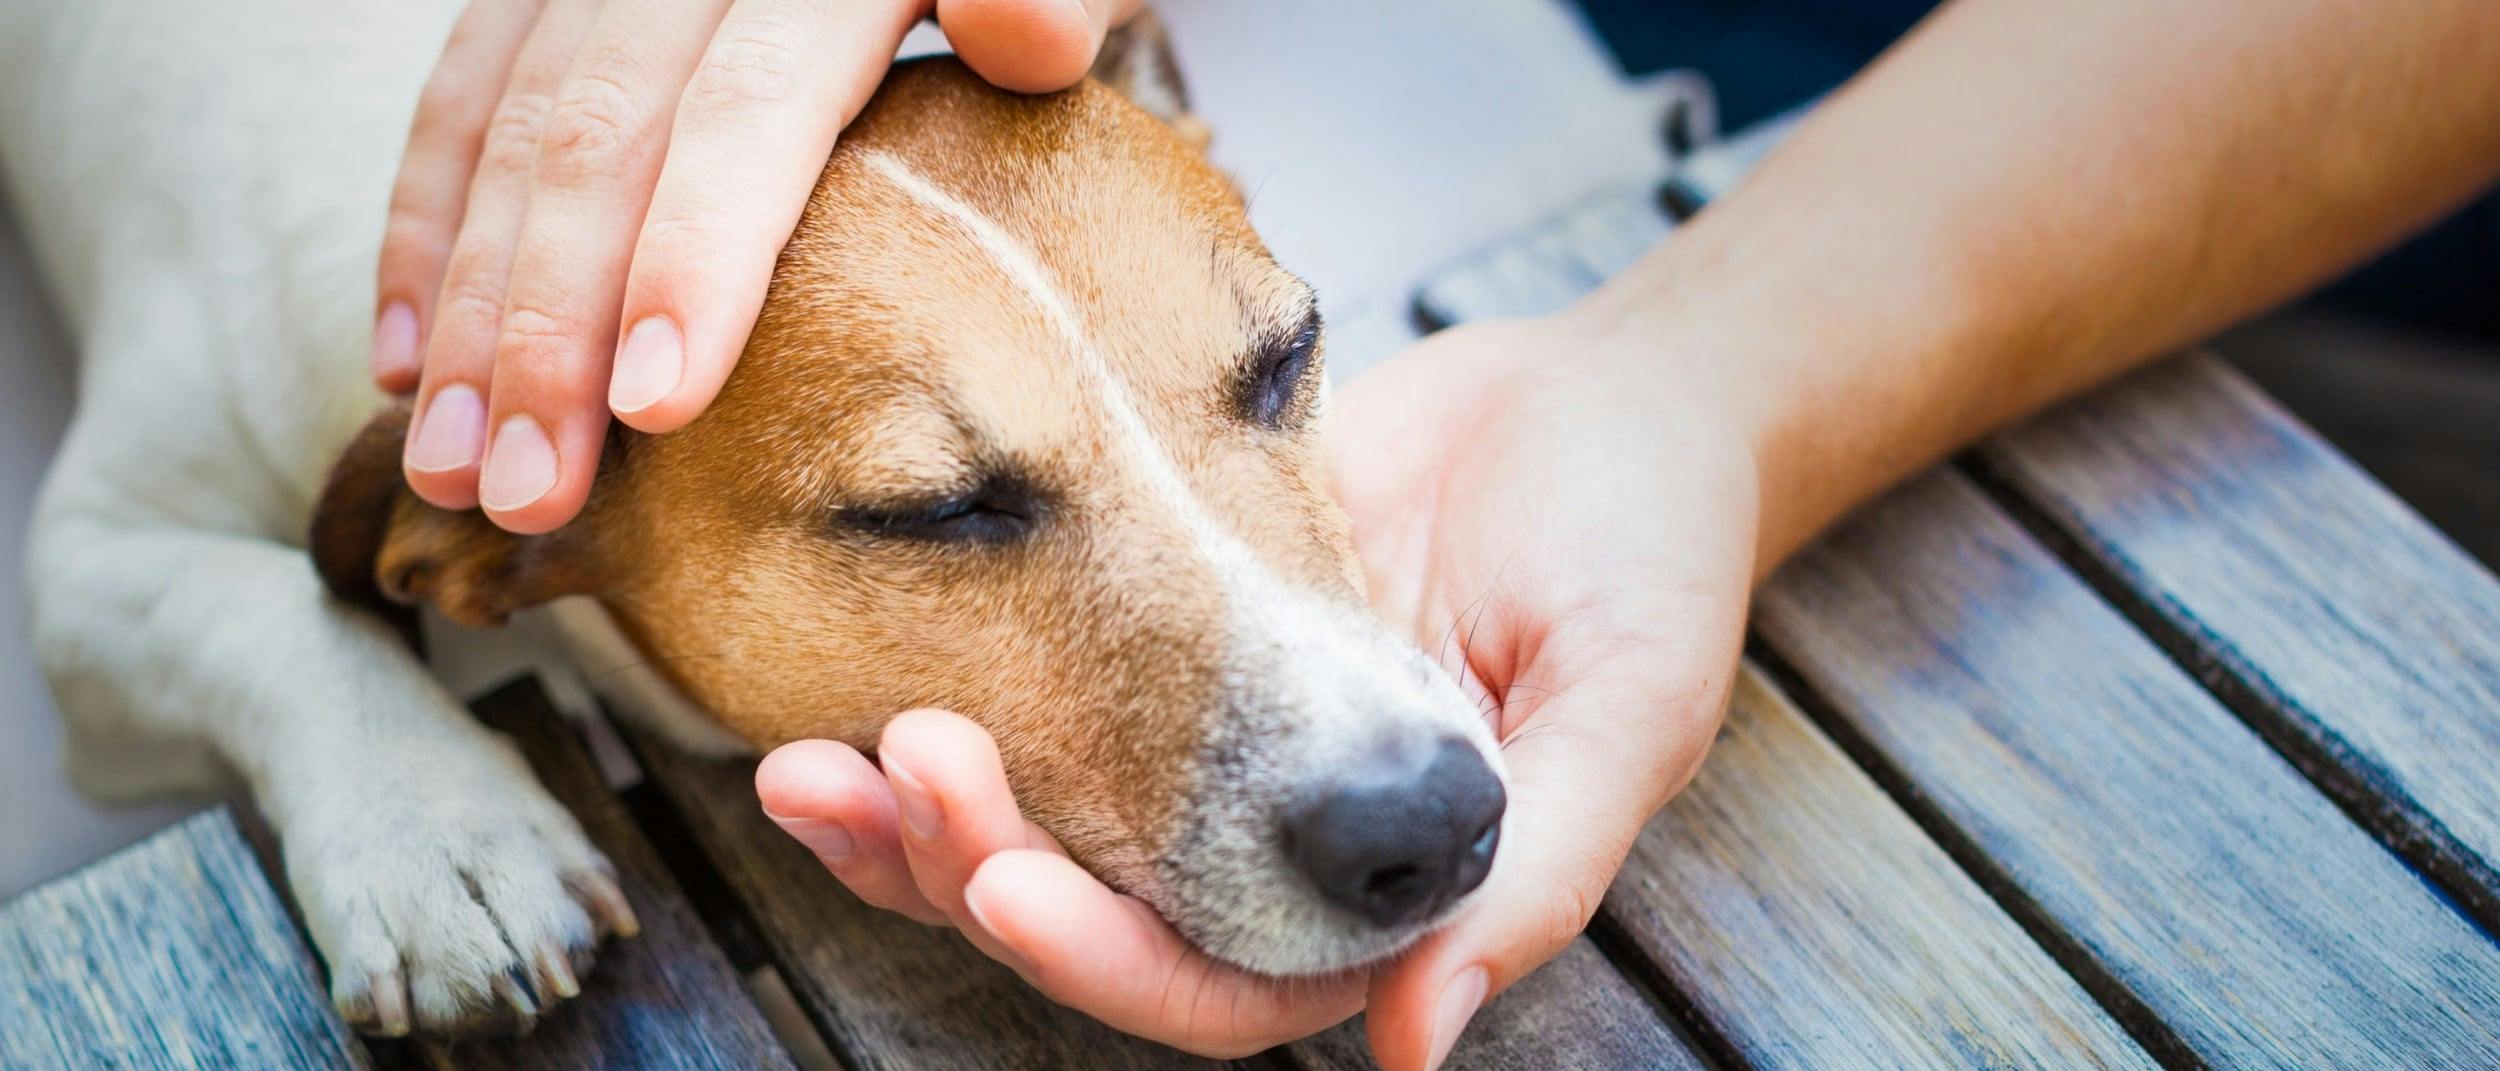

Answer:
[1552,214,1994,570]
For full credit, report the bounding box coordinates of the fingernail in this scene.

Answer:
[405,383,486,472]
[767,813,856,862]
[609,316,685,415]
[1425,966,1488,1071]
[962,879,1000,936]
[886,760,944,840]
[478,414,558,511]
[371,302,419,385]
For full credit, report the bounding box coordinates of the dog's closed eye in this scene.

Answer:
[1239,309,1322,429]
[837,476,1041,545]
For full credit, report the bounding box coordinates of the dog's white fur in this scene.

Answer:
[2,0,1505,1029]
[1,1,623,1033]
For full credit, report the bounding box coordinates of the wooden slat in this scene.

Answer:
[371,679,794,1070]
[631,739,1239,1071]
[1756,470,2500,1066]
[1603,668,2154,1068]
[1288,939,1707,1071]
[1975,353,2500,930]
[0,809,368,1070]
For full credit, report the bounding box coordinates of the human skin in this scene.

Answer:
[755,1,2500,1068]
[374,0,1139,535]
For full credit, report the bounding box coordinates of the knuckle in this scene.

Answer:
[492,303,579,376]
[688,31,808,113]
[535,72,646,188]
[629,206,724,267]
[434,271,512,341]
[479,93,555,176]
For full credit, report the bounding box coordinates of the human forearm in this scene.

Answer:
[1569,0,2500,567]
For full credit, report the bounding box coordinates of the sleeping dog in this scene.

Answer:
[3,1,1504,1037]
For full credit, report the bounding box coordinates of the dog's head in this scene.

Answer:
[315,47,1503,976]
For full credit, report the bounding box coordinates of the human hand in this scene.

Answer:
[377,0,1137,534]
[757,711,1369,1058]
[1323,315,1754,1067]
[757,311,1759,1069]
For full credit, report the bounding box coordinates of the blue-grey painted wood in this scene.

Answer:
[1976,353,2500,933]
[1756,471,2500,1067]
[1291,938,1709,1071]
[372,679,795,1070]
[1605,669,2157,1069]
[0,809,369,1070]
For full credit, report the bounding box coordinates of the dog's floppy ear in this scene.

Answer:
[311,403,594,630]
[1089,10,1209,151]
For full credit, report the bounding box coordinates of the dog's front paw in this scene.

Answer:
[283,736,637,1039]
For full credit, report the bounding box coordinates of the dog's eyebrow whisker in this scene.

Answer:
[592,650,733,681]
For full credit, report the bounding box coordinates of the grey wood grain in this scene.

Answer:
[630,738,1237,1071]
[0,808,369,1070]
[1288,938,1707,1071]
[1976,354,2500,931]
[1756,470,2500,1067]
[371,678,793,1070]
[1603,668,2155,1069]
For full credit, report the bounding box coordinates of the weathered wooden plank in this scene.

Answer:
[631,738,1239,1071]
[369,678,794,1070]
[1756,471,2500,1067]
[1287,938,1707,1071]
[0,809,369,1070]
[1976,353,2500,931]
[1604,667,2154,1069]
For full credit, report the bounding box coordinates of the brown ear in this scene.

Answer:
[310,403,592,629]
[1089,9,1209,151]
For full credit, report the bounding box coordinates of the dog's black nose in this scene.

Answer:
[1287,737,1506,928]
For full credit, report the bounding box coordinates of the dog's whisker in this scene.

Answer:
[593,650,733,681]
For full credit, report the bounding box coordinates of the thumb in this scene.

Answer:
[939,0,1144,94]
[1364,664,1729,1071]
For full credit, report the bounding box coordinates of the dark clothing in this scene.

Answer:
[1574,0,2500,340]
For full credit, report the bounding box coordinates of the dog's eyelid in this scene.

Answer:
[1235,306,1323,428]
[833,471,1044,543]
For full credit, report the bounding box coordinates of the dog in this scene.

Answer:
[2,0,1506,1038]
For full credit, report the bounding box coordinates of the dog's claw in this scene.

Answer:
[492,972,539,1021]
[578,872,640,940]
[371,970,410,1038]
[533,941,581,1000]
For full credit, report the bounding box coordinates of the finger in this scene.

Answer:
[474,0,733,533]
[757,739,949,925]
[966,851,1362,1058]
[875,709,1066,926]
[605,0,925,435]
[1363,670,1731,1071]
[375,0,547,393]
[403,0,602,509]
[937,0,1141,93]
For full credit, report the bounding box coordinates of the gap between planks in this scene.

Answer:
[1958,445,2500,946]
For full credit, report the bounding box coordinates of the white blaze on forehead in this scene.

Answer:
[858,150,1241,564]
[857,150,1492,768]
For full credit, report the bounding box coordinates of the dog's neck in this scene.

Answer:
[545,596,756,758]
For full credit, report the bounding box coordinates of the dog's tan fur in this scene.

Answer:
[316,56,1357,901]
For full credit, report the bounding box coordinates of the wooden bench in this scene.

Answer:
[10,345,2499,1069]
